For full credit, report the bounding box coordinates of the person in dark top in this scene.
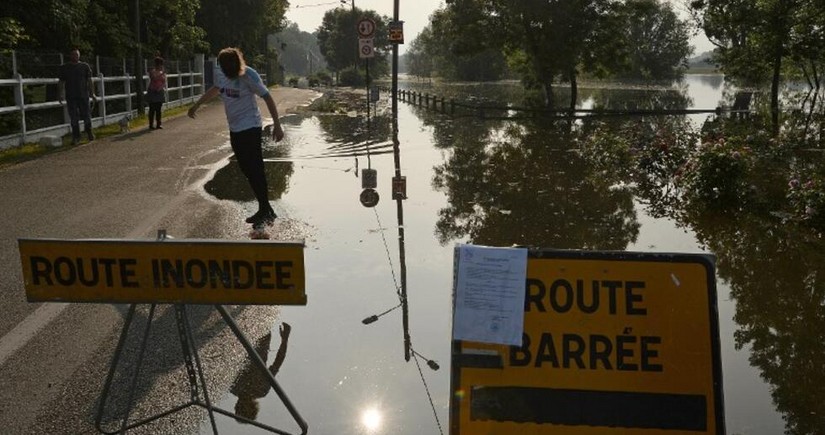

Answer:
[58,48,97,145]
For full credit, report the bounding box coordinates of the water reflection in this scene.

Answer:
[203,77,823,434]
[430,119,640,249]
[360,407,383,432]
[693,74,724,90]
[407,77,822,433]
[229,323,291,422]
[663,203,825,434]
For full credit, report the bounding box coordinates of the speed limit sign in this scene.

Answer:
[359,38,374,58]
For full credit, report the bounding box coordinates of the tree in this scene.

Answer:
[197,0,287,58]
[444,0,623,110]
[142,0,209,59]
[620,0,693,81]
[2,0,209,59]
[418,8,507,81]
[406,27,435,80]
[316,7,390,81]
[690,0,805,132]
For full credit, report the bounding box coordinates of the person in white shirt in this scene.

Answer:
[188,47,285,225]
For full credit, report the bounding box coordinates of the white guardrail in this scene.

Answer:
[0,54,206,150]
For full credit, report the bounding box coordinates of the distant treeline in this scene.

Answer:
[404,0,694,110]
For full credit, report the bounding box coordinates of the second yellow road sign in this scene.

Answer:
[451,249,724,435]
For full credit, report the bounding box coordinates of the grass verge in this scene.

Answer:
[0,104,192,168]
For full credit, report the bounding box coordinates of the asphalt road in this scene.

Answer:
[0,87,320,434]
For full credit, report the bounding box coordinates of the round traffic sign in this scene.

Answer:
[357,18,376,37]
[360,188,379,207]
[361,44,373,57]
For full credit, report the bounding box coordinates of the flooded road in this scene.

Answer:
[202,75,824,434]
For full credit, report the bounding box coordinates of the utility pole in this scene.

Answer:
[389,0,410,363]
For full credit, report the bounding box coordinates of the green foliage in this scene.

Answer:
[788,173,825,231]
[678,135,753,206]
[337,66,364,87]
[312,71,332,86]
[620,0,694,80]
[316,7,389,75]
[0,17,31,49]
[197,0,287,58]
[689,0,825,128]
[414,0,694,102]
[287,76,299,87]
[3,0,214,58]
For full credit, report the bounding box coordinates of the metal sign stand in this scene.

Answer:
[94,231,307,435]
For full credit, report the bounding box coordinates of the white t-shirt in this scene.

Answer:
[213,66,269,132]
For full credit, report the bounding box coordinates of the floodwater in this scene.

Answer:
[202,75,823,435]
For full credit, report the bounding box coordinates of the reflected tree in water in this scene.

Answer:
[413,77,825,433]
[431,118,639,249]
[625,116,825,434]
[681,208,825,435]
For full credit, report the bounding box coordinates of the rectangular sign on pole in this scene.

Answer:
[19,238,307,305]
[450,249,724,435]
[359,38,375,59]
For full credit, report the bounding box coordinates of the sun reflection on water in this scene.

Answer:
[361,407,383,433]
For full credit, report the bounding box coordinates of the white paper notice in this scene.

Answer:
[453,244,528,346]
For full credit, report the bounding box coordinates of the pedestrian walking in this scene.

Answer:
[188,47,285,226]
[147,56,167,129]
[58,48,97,145]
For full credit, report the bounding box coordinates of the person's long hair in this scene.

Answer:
[217,47,246,79]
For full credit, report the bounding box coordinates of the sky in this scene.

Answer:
[285,0,714,56]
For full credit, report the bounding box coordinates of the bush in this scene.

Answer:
[338,67,365,87]
[315,71,332,86]
[287,76,299,87]
[677,136,752,206]
[787,171,825,231]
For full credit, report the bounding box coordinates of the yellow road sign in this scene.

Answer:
[19,238,306,305]
[451,250,724,434]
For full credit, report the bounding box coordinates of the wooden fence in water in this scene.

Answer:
[391,88,751,120]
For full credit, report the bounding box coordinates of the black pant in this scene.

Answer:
[66,98,92,139]
[148,102,162,127]
[230,127,271,210]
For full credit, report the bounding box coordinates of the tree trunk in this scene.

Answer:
[569,68,578,113]
[771,49,782,136]
[542,80,555,109]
